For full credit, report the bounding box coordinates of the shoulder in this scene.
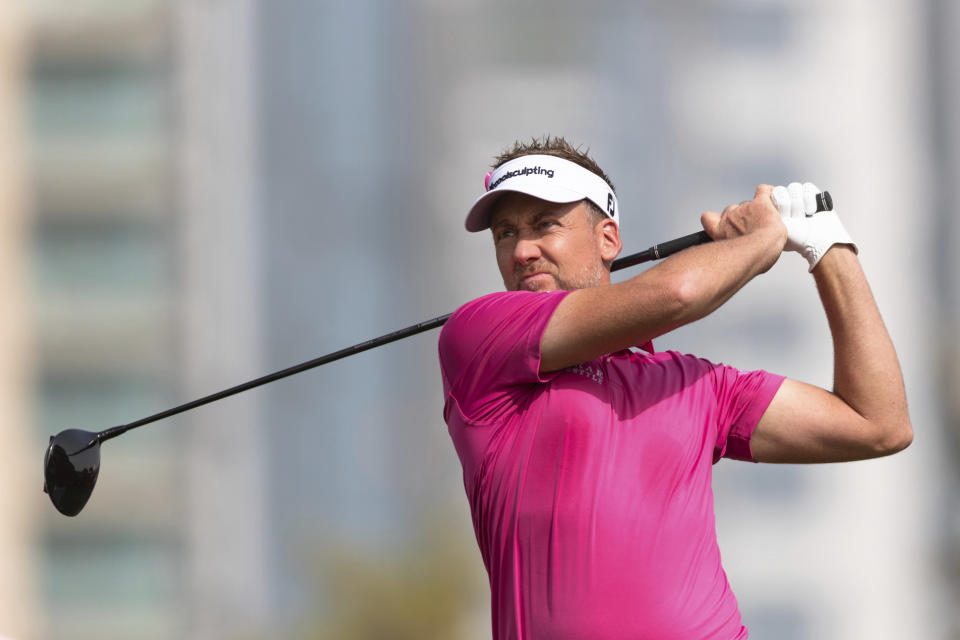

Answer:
[447,289,568,323]
[440,290,570,348]
[437,289,571,392]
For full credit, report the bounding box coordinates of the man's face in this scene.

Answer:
[489,192,618,292]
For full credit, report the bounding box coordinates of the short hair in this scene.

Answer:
[493,135,614,224]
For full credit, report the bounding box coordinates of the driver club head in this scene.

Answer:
[43,428,102,517]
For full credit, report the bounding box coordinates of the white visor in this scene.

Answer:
[464,154,619,232]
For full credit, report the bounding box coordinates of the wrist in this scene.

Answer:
[758,220,788,254]
[811,243,858,275]
[771,219,789,251]
[745,223,787,273]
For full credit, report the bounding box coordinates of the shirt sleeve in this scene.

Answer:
[710,363,785,463]
[438,290,570,423]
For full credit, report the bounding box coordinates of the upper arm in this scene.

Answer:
[749,378,912,463]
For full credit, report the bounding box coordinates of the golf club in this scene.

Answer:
[43,191,832,516]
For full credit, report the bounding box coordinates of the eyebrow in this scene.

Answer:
[491,210,556,231]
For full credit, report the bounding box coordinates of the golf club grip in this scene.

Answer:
[610,231,712,271]
[610,189,832,271]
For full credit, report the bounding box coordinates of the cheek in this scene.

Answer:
[495,245,513,272]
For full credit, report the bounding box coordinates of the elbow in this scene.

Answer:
[890,421,914,453]
[665,273,703,321]
[636,269,716,330]
[874,419,913,457]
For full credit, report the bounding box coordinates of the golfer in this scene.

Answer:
[437,137,912,639]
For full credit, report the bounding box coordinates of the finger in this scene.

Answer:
[772,185,790,217]
[787,182,804,218]
[754,184,773,202]
[700,211,722,239]
[802,182,819,215]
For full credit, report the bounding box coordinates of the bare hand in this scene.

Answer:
[700,184,788,249]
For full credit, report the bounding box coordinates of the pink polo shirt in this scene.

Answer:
[438,290,784,640]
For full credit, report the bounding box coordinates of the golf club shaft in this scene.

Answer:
[96,229,715,443]
[98,184,839,442]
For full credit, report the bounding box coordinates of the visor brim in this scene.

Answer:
[464,183,591,232]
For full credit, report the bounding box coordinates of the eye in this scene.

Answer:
[494,228,515,243]
[537,219,557,230]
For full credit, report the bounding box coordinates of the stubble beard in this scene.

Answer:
[517,259,607,292]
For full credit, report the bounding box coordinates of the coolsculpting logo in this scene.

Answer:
[488,166,555,191]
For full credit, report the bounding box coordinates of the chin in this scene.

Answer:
[516,274,559,292]
[520,283,556,292]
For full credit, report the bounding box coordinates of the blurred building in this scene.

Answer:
[0,1,38,638]
[929,0,960,632]
[24,1,267,638]
[27,2,183,638]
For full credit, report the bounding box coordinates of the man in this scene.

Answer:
[437,137,912,639]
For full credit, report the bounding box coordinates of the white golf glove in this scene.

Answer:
[771,182,857,272]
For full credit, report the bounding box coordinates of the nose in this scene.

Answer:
[513,235,541,266]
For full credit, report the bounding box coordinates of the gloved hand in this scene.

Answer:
[772,182,858,272]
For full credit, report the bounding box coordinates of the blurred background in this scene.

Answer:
[1,0,958,638]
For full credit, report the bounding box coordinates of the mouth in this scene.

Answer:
[518,272,554,289]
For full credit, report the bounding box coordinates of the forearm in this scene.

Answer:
[637,224,784,328]
[812,247,912,447]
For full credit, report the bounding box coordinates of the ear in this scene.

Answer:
[597,217,622,263]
